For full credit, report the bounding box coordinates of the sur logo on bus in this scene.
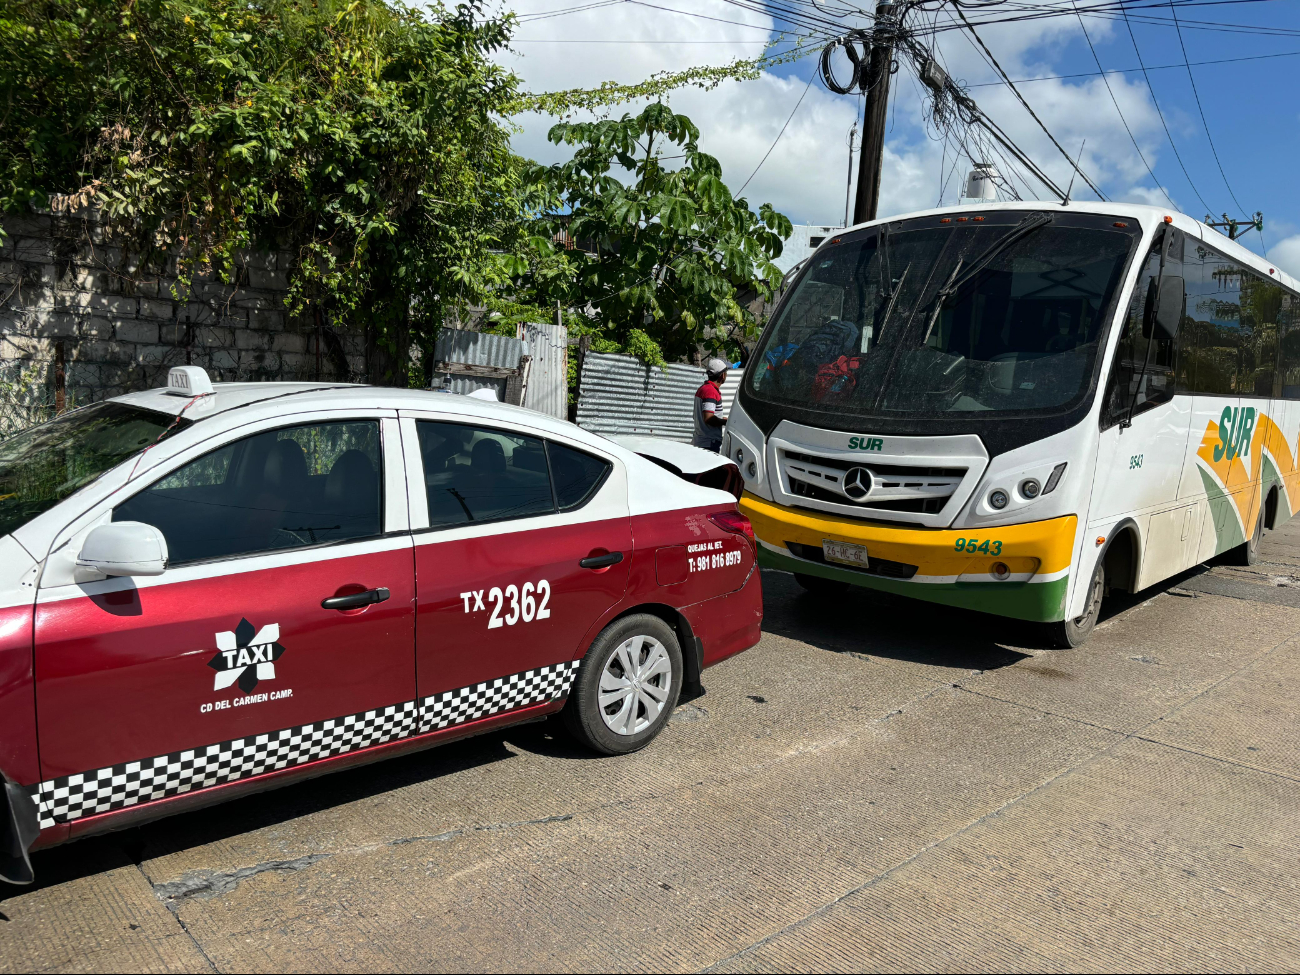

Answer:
[848,436,884,452]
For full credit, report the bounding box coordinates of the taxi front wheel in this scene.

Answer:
[564,614,683,755]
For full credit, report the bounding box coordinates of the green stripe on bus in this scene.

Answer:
[759,546,1070,622]
[1197,466,1246,556]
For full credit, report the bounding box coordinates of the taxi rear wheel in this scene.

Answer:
[564,614,683,755]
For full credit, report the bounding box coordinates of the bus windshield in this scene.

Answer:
[749,211,1139,417]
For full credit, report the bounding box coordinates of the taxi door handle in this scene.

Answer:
[579,552,624,570]
[321,587,390,610]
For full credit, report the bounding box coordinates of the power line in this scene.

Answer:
[1069,0,1173,206]
[1168,0,1250,215]
[1118,2,1216,213]
[962,48,1300,87]
[951,4,1107,200]
[515,0,627,23]
[737,67,819,195]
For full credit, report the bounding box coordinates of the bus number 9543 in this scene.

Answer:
[955,538,1003,555]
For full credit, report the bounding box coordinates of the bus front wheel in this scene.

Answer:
[1046,559,1105,649]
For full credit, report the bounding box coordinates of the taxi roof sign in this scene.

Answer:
[165,366,214,397]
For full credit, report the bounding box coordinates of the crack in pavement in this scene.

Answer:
[134,861,222,973]
[151,854,332,905]
[140,681,954,909]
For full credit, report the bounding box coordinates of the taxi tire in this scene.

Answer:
[564,614,683,756]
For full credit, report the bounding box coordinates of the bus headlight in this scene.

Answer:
[1020,478,1041,499]
[988,489,1009,510]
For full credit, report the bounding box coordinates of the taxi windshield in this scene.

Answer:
[0,401,186,538]
[749,211,1138,417]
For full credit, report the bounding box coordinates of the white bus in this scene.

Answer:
[727,202,1299,646]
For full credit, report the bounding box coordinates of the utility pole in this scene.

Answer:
[853,2,897,226]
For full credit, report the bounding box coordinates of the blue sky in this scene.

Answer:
[498,0,1300,272]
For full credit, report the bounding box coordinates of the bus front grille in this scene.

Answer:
[781,449,965,515]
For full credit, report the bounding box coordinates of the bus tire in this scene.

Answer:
[1227,504,1265,566]
[563,614,683,756]
[1046,558,1105,649]
[794,573,850,596]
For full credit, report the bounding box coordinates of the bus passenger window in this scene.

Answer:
[1281,295,1300,399]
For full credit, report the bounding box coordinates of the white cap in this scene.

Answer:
[705,357,729,375]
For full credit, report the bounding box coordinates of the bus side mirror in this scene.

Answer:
[1143,274,1184,341]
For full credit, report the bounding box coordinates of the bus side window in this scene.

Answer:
[1102,249,1176,426]
[1281,292,1300,399]
[1237,264,1285,398]
[1182,247,1244,395]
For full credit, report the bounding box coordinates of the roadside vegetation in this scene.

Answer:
[0,0,790,384]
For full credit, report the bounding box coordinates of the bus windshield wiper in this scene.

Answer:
[922,211,1053,341]
[873,263,911,343]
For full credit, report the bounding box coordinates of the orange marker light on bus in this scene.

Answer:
[1163,215,1173,223]
[1113,222,1127,228]
[1096,536,1106,546]
[940,218,951,224]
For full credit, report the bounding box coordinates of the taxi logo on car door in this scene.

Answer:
[208,618,286,693]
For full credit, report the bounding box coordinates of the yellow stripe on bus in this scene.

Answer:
[1195,409,1300,531]
[740,493,1077,580]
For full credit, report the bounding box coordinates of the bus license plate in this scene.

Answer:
[823,539,869,568]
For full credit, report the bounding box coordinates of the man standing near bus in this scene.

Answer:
[693,358,729,452]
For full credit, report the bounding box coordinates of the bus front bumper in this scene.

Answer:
[740,493,1078,623]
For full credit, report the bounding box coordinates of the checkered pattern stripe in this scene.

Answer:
[418,661,580,732]
[30,662,578,829]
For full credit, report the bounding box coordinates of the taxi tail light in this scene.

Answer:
[710,510,756,551]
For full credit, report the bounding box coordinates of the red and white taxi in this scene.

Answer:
[0,368,762,884]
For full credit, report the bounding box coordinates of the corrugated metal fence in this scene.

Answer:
[430,330,523,401]
[575,352,737,443]
[427,325,566,416]
[521,322,568,419]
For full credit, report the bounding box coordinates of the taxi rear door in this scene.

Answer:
[400,416,631,722]
[32,412,416,832]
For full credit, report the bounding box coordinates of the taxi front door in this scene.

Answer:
[32,414,416,832]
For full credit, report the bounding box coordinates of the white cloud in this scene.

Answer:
[1271,235,1300,279]
[496,1,1176,226]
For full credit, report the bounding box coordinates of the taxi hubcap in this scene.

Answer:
[599,635,672,736]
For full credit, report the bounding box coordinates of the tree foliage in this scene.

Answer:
[525,103,792,364]
[0,0,524,382]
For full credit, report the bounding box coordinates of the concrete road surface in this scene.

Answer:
[5,524,1300,972]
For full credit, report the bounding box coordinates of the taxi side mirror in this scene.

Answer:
[77,522,169,577]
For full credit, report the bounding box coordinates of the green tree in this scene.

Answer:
[524,102,792,364]
[0,0,522,384]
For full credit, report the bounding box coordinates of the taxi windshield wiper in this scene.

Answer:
[922,211,1053,341]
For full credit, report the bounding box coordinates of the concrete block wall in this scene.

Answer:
[0,213,366,434]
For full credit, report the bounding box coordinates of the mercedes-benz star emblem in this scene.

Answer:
[842,466,872,501]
